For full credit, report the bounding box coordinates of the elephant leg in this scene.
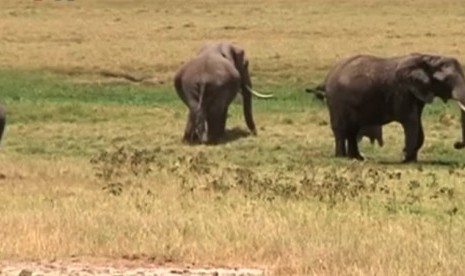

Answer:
[218,108,227,137]
[347,127,364,160]
[206,113,221,144]
[415,121,424,151]
[330,112,348,157]
[401,120,420,163]
[183,110,199,144]
[205,107,226,144]
[401,105,424,162]
[333,130,347,157]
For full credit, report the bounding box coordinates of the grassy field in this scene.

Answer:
[1,0,465,275]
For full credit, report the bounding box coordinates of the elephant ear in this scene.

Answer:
[423,55,451,81]
[396,55,435,103]
[220,43,246,70]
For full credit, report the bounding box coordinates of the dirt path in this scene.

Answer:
[0,261,265,276]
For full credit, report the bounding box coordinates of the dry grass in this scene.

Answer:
[1,0,465,275]
[2,0,465,84]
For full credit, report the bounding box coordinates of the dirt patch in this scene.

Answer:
[46,67,165,86]
[0,260,265,276]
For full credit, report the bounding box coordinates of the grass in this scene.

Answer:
[1,0,465,275]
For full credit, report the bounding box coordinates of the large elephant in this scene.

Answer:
[306,86,384,147]
[0,104,6,145]
[174,42,272,144]
[320,53,465,162]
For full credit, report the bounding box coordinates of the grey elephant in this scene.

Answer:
[320,53,465,162]
[174,42,272,144]
[305,87,384,147]
[0,104,5,145]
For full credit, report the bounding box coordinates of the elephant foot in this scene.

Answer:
[182,132,200,145]
[402,148,418,163]
[402,155,417,163]
[349,154,365,161]
[199,135,209,145]
[182,137,197,145]
[402,159,417,164]
[204,137,220,146]
[454,141,465,149]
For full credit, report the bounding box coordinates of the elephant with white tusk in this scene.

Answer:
[174,42,273,144]
[321,53,465,163]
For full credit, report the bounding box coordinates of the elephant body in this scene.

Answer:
[357,125,384,147]
[174,42,270,144]
[0,104,5,145]
[306,86,384,147]
[322,53,465,162]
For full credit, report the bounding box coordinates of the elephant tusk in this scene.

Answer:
[246,86,274,99]
[458,101,465,112]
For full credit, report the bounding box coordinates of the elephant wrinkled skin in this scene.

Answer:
[306,87,384,147]
[320,53,465,162]
[174,42,272,144]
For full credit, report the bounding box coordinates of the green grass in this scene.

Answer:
[1,70,463,162]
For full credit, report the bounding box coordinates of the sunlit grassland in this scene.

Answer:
[1,0,465,275]
[1,0,465,84]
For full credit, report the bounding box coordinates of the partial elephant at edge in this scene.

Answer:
[320,53,465,163]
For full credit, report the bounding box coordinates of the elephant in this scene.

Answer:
[0,104,5,145]
[319,53,465,162]
[305,87,384,147]
[174,42,272,144]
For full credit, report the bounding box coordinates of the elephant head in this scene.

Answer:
[216,43,272,135]
[396,54,465,105]
[218,43,256,134]
[396,54,465,148]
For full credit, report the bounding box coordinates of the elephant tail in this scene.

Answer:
[305,83,326,101]
[197,82,207,109]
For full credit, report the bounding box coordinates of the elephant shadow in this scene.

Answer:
[377,159,463,166]
[216,127,252,145]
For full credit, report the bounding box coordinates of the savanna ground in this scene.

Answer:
[1,0,465,275]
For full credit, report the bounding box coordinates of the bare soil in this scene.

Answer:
[0,259,264,276]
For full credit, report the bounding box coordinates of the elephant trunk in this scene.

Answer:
[451,77,465,149]
[241,70,257,135]
[454,108,465,149]
[452,77,465,110]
